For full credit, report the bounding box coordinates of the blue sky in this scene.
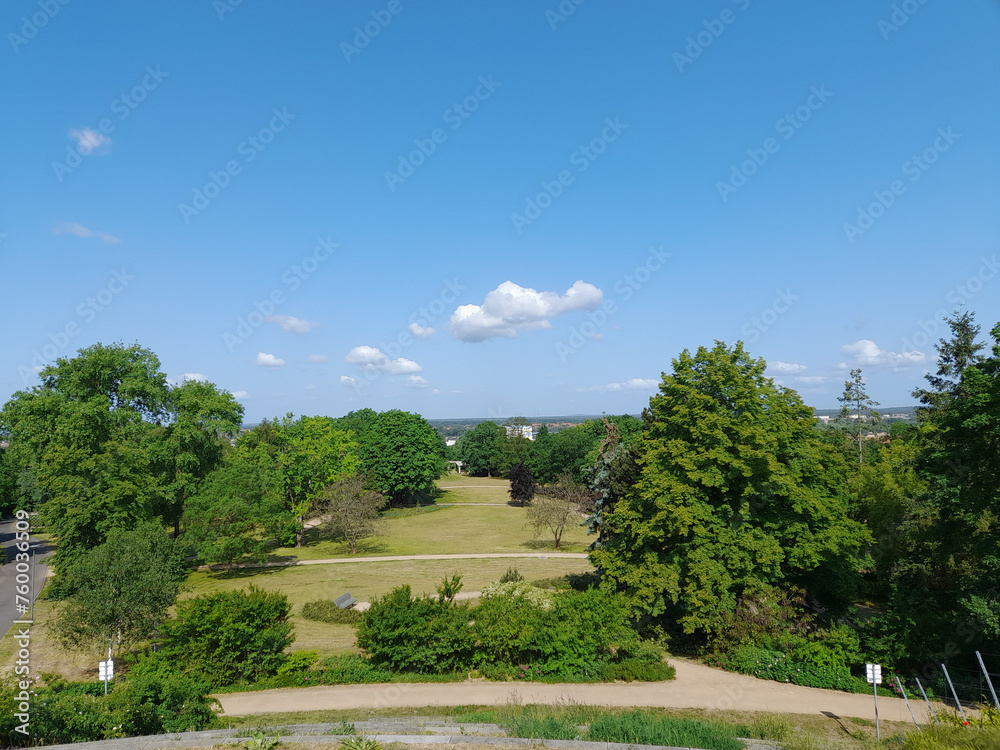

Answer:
[2,0,999,422]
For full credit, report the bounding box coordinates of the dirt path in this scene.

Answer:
[216,658,938,723]
[200,552,588,572]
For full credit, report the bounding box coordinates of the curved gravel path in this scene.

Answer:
[216,658,938,723]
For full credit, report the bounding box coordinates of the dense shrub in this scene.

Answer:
[356,585,475,673]
[0,671,217,745]
[480,580,553,608]
[160,585,294,686]
[357,584,660,681]
[301,599,364,624]
[599,658,676,682]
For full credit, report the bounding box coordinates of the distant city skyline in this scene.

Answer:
[2,1,998,423]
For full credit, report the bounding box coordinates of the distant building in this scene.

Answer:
[506,425,534,441]
[445,438,457,447]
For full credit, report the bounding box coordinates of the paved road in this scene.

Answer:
[217,658,939,724]
[200,552,589,571]
[0,517,52,636]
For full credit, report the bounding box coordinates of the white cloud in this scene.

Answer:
[52,222,120,244]
[345,345,421,374]
[256,352,286,368]
[795,376,828,385]
[408,322,435,339]
[450,280,603,342]
[232,390,249,399]
[304,384,317,391]
[769,361,808,374]
[69,128,111,155]
[407,375,429,388]
[578,377,659,393]
[266,315,318,334]
[432,388,441,395]
[307,354,329,363]
[181,372,207,382]
[340,375,359,388]
[840,340,926,369]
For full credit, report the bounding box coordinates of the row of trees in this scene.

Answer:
[586,311,999,678]
[455,414,643,484]
[0,342,448,581]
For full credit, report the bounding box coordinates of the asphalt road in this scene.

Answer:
[0,516,52,636]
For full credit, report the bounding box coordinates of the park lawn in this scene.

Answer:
[183,557,594,655]
[434,474,512,504]
[0,599,107,683]
[273,505,591,561]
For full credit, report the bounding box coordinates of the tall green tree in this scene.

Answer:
[912,310,984,419]
[507,461,536,506]
[0,343,171,572]
[315,474,387,553]
[149,378,244,537]
[54,522,187,656]
[593,342,869,639]
[360,410,446,504]
[582,417,639,549]
[457,421,504,477]
[838,368,881,464]
[182,459,285,569]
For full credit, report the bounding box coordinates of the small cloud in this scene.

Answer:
[266,315,318,334]
[407,375,429,389]
[304,384,317,391]
[232,390,249,399]
[769,361,808,374]
[340,375,359,388]
[450,280,603,342]
[432,388,441,395]
[408,322,435,339]
[795,376,828,385]
[589,332,604,340]
[840,340,926,369]
[32,365,44,374]
[69,128,111,155]
[52,222,120,244]
[345,345,421,374]
[256,352,286,368]
[181,372,207,382]
[578,377,659,393]
[307,354,329,363]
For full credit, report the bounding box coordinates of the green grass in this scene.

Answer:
[267,504,591,561]
[433,475,513,504]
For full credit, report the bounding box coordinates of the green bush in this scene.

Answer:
[301,600,364,624]
[599,659,676,682]
[499,567,524,583]
[313,654,395,684]
[587,711,743,750]
[357,586,475,673]
[277,650,319,676]
[0,670,217,745]
[160,585,294,687]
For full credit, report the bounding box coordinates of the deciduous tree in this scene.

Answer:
[316,474,387,553]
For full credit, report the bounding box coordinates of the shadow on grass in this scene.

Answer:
[519,539,586,553]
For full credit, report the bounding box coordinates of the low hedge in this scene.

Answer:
[301,600,364,624]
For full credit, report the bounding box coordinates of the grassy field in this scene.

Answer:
[1,478,596,678]
[271,503,592,560]
[433,474,512,504]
